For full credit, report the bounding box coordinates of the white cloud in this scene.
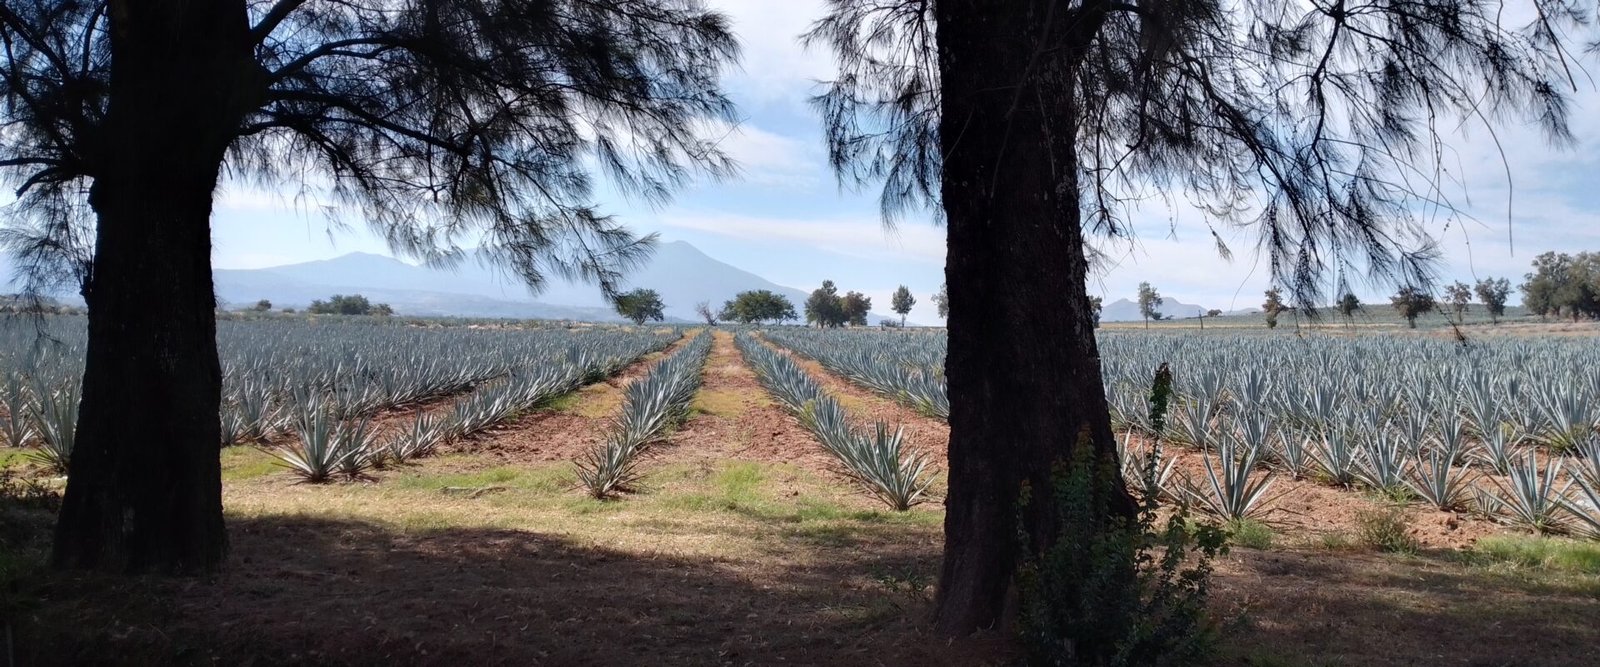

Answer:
[660,211,944,263]
[712,0,836,106]
[707,121,821,188]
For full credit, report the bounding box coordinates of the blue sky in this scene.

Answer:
[210,0,1600,323]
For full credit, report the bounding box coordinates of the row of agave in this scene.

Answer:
[1114,376,1600,538]
[576,331,714,497]
[0,316,677,480]
[762,329,948,419]
[761,328,1600,459]
[735,333,937,511]
[267,331,678,482]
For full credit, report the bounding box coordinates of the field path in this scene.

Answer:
[650,330,840,475]
[757,333,951,467]
[440,332,694,463]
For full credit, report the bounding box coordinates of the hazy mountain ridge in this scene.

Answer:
[1100,297,1219,322]
[213,241,898,322]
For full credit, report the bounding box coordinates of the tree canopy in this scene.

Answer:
[891,285,915,325]
[1475,277,1511,324]
[1136,282,1163,327]
[1,0,742,297]
[612,288,665,325]
[719,290,797,325]
[308,294,390,316]
[1521,251,1599,321]
[1390,286,1437,328]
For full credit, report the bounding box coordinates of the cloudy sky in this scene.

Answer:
[210,1,1600,323]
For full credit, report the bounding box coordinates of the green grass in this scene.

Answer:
[393,462,574,495]
[1470,536,1600,574]
[220,446,282,481]
[0,448,37,470]
[1226,518,1274,550]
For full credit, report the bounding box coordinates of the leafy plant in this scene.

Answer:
[1017,448,1224,666]
[1354,506,1418,554]
[1406,447,1474,511]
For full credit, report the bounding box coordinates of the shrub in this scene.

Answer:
[1017,446,1224,667]
[1227,518,1274,550]
[1355,505,1418,554]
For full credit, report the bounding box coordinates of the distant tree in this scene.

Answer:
[612,289,666,325]
[880,318,902,328]
[1336,293,1362,323]
[805,280,847,328]
[372,303,394,317]
[1390,287,1437,329]
[251,300,272,312]
[1520,251,1600,322]
[843,291,872,327]
[309,294,377,315]
[694,301,718,326]
[1205,309,1223,318]
[1089,296,1103,328]
[1136,283,1163,329]
[934,283,950,319]
[1474,278,1511,324]
[720,290,797,325]
[1444,281,1473,319]
[891,285,916,326]
[1262,289,1286,329]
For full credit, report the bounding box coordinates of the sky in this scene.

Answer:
[209,0,1600,323]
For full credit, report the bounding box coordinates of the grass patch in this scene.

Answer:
[690,389,752,417]
[546,384,620,418]
[1226,518,1274,550]
[221,446,282,481]
[1317,531,1357,552]
[1470,535,1600,574]
[395,465,539,491]
[0,448,37,470]
[1354,506,1418,554]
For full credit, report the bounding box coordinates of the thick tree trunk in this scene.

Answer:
[933,1,1134,634]
[53,0,259,573]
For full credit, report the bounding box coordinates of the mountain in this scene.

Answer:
[1100,297,1214,322]
[213,241,891,322]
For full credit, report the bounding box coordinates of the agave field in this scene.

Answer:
[4,315,1600,535]
[762,328,1600,538]
[0,318,677,479]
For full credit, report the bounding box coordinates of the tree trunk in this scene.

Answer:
[53,0,259,574]
[933,0,1134,635]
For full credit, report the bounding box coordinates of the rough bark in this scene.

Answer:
[52,0,260,573]
[933,1,1136,634]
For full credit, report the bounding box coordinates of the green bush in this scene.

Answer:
[1226,518,1274,550]
[1017,445,1225,666]
[1355,505,1418,554]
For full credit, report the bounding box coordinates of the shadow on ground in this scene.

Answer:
[17,514,999,667]
[1214,549,1600,666]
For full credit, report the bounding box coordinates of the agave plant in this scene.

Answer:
[1352,430,1409,495]
[1180,430,1277,521]
[269,398,375,483]
[28,382,78,475]
[1406,447,1474,511]
[1471,414,1522,475]
[0,374,36,448]
[1477,452,1570,534]
[1311,427,1359,486]
[1118,431,1176,501]
[385,410,451,464]
[1271,427,1314,480]
[1561,475,1600,540]
[833,422,938,511]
